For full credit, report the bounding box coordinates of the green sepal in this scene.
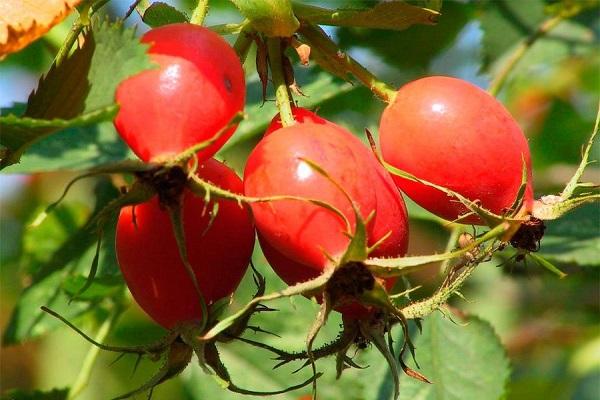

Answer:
[202,342,321,395]
[383,161,514,227]
[506,157,530,217]
[298,157,369,264]
[167,204,209,332]
[228,0,299,37]
[528,253,567,278]
[201,267,335,340]
[533,193,600,220]
[365,223,509,277]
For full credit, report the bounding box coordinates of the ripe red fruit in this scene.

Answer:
[379,76,533,224]
[116,159,255,329]
[264,107,327,136]
[245,121,408,318]
[114,24,245,163]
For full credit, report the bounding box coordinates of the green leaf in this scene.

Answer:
[0,106,118,168]
[478,0,546,69]
[0,388,69,400]
[21,203,90,275]
[293,1,440,31]
[336,1,474,79]
[229,0,299,37]
[62,274,123,300]
[2,122,133,173]
[1,18,154,169]
[538,204,600,268]
[373,313,510,400]
[142,2,189,27]
[2,179,122,345]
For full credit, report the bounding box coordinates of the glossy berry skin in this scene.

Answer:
[264,107,328,136]
[114,24,245,163]
[116,159,255,329]
[245,121,409,318]
[380,76,534,224]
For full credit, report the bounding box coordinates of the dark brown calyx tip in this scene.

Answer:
[510,216,546,252]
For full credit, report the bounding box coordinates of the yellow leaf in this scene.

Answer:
[0,0,81,57]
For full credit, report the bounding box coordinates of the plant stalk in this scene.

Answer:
[191,0,210,26]
[266,37,295,127]
[68,304,124,399]
[488,15,563,97]
[299,23,397,103]
[232,26,253,63]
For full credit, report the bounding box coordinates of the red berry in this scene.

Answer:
[114,24,245,163]
[264,107,328,136]
[245,121,408,318]
[379,76,533,224]
[116,159,255,329]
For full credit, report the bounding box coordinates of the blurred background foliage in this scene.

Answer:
[0,0,599,399]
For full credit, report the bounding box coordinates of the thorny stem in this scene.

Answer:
[267,38,295,127]
[68,303,125,399]
[402,241,499,320]
[299,23,397,103]
[190,0,210,26]
[488,15,563,97]
[439,226,462,275]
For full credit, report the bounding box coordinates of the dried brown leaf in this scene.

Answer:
[0,0,81,56]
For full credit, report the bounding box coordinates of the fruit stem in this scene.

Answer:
[439,226,462,275]
[68,302,125,399]
[233,26,254,63]
[299,23,397,103]
[191,0,210,26]
[488,15,563,97]
[267,37,295,127]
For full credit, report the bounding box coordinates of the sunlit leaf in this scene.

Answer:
[0,18,154,169]
[370,313,510,400]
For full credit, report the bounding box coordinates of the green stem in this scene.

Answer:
[439,226,462,275]
[54,19,84,66]
[402,242,498,320]
[191,0,210,26]
[232,26,254,63]
[299,23,397,103]
[267,37,294,126]
[68,304,124,399]
[54,0,114,66]
[488,15,563,97]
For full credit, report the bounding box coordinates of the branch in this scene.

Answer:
[266,37,295,126]
[191,0,210,26]
[488,15,563,96]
